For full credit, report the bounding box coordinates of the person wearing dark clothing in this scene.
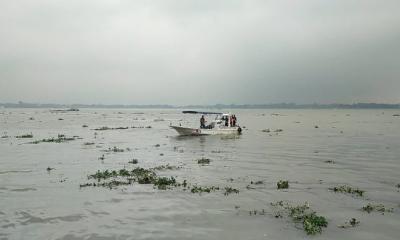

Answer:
[200,115,206,129]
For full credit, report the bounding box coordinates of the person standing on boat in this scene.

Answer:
[200,115,206,129]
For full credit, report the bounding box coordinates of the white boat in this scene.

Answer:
[170,112,242,136]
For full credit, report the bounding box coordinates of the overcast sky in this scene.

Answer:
[0,0,399,105]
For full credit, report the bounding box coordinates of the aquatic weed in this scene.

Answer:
[338,218,360,228]
[361,203,393,214]
[190,185,219,194]
[16,133,33,138]
[270,201,328,235]
[224,187,239,196]
[330,185,364,197]
[277,180,289,189]
[197,158,211,165]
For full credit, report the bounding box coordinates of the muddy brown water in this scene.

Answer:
[0,109,399,239]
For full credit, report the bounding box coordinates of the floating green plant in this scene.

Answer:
[197,158,211,165]
[153,177,177,190]
[338,218,360,228]
[270,201,328,235]
[250,180,264,185]
[151,164,180,171]
[324,160,335,164]
[83,142,95,145]
[103,146,125,152]
[277,180,289,189]
[82,124,88,128]
[16,133,33,138]
[94,126,129,130]
[29,135,76,144]
[224,187,239,196]
[330,185,364,197]
[128,159,138,164]
[361,203,393,214]
[190,185,219,194]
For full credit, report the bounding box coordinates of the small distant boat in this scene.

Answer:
[170,112,242,136]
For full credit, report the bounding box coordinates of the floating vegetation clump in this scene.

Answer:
[83,142,95,146]
[361,203,393,214]
[271,201,328,235]
[94,126,129,131]
[153,177,176,190]
[190,185,219,194]
[103,146,125,152]
[128,158,138,164]
[197,158,211,165]
[277,180,289,189]
[324,160,335,164]
[224,187,239,195]
[82,124,88,128]
[29,134,76,144]
[83,167,180,190]
[338,218,360,228]
[151,164,180,171]
[250,180,264,185]
[274,129,283,132]
[261,129,270,133]
[330,185,364,197]
[131,126,152,129]
[16,133,33,138]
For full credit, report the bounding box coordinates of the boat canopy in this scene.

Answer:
[182,111,222,115]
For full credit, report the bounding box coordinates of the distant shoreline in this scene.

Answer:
[1,102,399,109]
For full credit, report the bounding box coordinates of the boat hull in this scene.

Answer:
[170,126,241,136]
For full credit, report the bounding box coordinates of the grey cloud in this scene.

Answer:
[0,0,399,104]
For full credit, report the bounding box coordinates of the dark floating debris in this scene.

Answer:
[261,129,270,133]
[361,203,393,214]
[154,144,160,147]
[82,124,88,128]
[330,185,364,197]
[338,218,360,228]
[393,114,400,117]
[46,167,55,171]
[83,142,95,146]
[16,133,33,138]
[197,158,211,165]
[271,201,328,235]
[274,129,283,132]
[315,125,319,128]
[277,180,289,189]
[98,154,105,160]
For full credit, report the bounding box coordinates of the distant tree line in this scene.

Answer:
[0,102,399,109]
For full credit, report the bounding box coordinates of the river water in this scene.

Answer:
[0,108,399,240]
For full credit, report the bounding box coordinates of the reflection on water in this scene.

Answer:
[0,108,399,240]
